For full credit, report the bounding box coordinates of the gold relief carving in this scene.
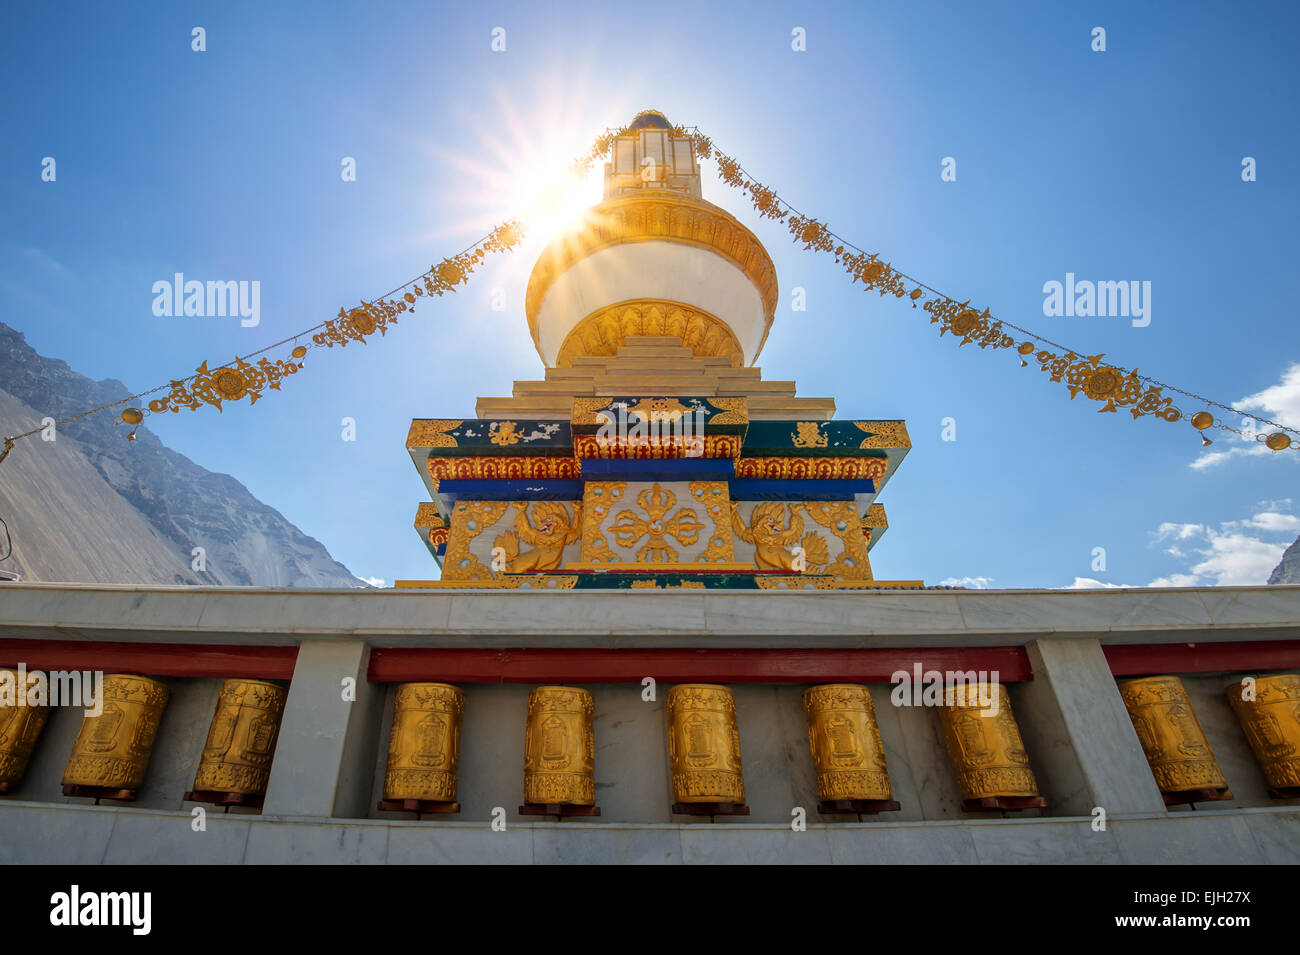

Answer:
[803,685,892,801]
[572,398,615,426]
[1226,674,1300,791]
[938,684,1041,800]
[861,503,888,528]
[413,502,444,527]
[555,300,743,368]
[581,481,626,564]
[666,684,745,804]
[489,421,521,446]
[442,501,511,580]
[754,576,839,590]
[501,574,579,589]
[523,686,595,806]
[706,397,748,425]
[425,456,579,493]
[384,683,465,803]
[407,420,464,448]
[731,502,828,572]
[854,420,912,450]
[689,481,735,563]
[0,669,51,791]
[803,501,873,580]
[62,675,169,792]
[574,434,739,459]
[525,194,779,362]
[611,484,705,562]
[494,501,582,572]
[191,679,287,797]
[733,456,889,483]
[625,397,691,422]
[1119,676,1229,794]
[792,421,828,448]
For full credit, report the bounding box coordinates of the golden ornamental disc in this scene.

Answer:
[437,262,464,286]
[1265,432,1292,451]
[498,226,517,246]
[1017,341,1035,355]
[1082,366,1122,400]
[349,308,376,335]
[290,345,307,359]
[213,368,247,401]
[120,408,144,425]
[403,292,415,303]
[950,310,979,337]
[1190,411,1214,430]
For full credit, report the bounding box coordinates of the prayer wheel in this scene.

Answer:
[523,686,595,806]
[803,684,893,804]
[666,684,746,807]
[1225,673,1300,797]
[62,674,169,800]
[0,668,51,793]
[381,682,464,809]
[938,682,1044,809]
[187,679,287,804]
[1119,675,1230,802]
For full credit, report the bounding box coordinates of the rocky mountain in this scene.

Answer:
[1268,535,1300,585]
[0,321,361,587]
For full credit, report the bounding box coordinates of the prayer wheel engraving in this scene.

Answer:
[0,668,51,793]
[62,674,169,796]
[666,684,745,804]
[383,682,464,804]
[1226,673,1300,796]
[803,684,892,801]
[523,686,595,806]
[938,682,1041,803]
[190,679,287,798]
[1119,675,1229,796]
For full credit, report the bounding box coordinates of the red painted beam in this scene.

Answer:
[1104,641,1300,677]
[367,647,1032,684]
[0,640,298,680]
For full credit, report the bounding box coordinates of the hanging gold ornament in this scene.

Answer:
[120,408,144,425]
[1265,432,1292,451]
[1190,411,1214,430]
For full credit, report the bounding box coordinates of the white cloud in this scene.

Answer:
[939,576,994,589]
[1067,577,1128,589]
[1190,364,1300,469]
[1146,503,1295,587]
[359,576,386,588]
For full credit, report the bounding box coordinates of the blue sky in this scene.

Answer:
[2,0,1298,589]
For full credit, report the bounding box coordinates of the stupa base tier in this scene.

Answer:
[1161,787,1233,806]
[672,802,751,816]
[818,799,902,815]
[396,573,929,591]
[184,789,265,808]
[961,796,1049,812]
[518,803,602,817]
[377,799,461,814]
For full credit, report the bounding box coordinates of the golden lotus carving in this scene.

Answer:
[556,300,743,368]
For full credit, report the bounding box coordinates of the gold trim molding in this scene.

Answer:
[525,193,778,363]
[556,300,743,368]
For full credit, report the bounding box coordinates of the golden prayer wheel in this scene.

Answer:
[62,674,169,799]
[523,686,595,806]
[1225,673,1300,797]
[1118,675,1230,801]
[803,684,893,803]
[382,682,464,807]
[189,679,287,802]
[666,684,746,806]
[937,682,1044,808]
[0,668,52,793]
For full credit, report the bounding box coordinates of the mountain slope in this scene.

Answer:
[1268,535,1300,585]
[0,322,360,587]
